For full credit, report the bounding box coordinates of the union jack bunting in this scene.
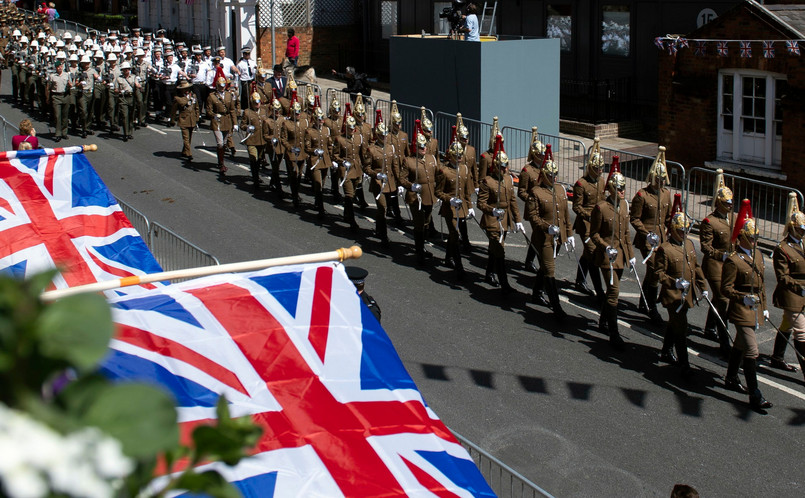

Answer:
[667,42,678,56]
[0,147,161,292]
[694,41,707,56]
[787,40,801,56]
[763,41,775,58]
[717,41,729,56]
[103,264,495,496]
[739,41,752,58]
[677,38,689,49]
[654,37,665,50]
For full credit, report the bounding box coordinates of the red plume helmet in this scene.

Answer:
[214,66,226,87]
[667,193,683,233]
[605,155,621,186]
[731,199,754,243]
[412,119,422,151]
[374,109,383,128]
[341,102,353,135]
[450,125,457,144]
[489,134,504,176]
[541,143,553,167]
[314,95,321,109]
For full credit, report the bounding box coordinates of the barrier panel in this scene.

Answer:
[501,126,587,183]
[115,198,150,248]
[148,222,220,276]
[325,88,374,114]
[595,146,686,201]
[452,430,554,498]
[296,81,323,104]
[374,99,433,140]
[434,111,492,157]
[0,116,19,151]
[684,166,804,245]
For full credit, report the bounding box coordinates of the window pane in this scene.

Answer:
[602,5,630,56]
[381,1,397,39]
[723,74,733,96]
[724,116,733,131]
[743,97,753,116]
[753,97,765,117]
[743,118,754,133]
[775,78,786,137]
[547,5,572,52]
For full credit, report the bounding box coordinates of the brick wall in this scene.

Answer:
[658,2,805,192]
[257,25,361,73]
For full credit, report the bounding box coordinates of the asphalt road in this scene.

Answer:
[3,81,804,497]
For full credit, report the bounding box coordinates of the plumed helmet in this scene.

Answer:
[528,126,546,163]
[669,212,692,232]
[375,122,388,137]
[448,139,464,160]
[712,168,733,210]
[607,156,625,196]
[731,199,758,242]
[346,115,357,130]
[287,78,297,92]
[306,85,315,107]
[493,134,508,173]
[541,144,558,179]
[250,92,261,104]
[456,113,469,140]
[415,132,428,149]
[314,106,325,120]
[271,97,282,111]
[420,106,432,132]
[291,100,302,114]
[215,76,228,87]
[488,116,500,151]
[646,145,669,186]
[354,93,366,116]
[391,100,402,125]
[587,137,605,178]
[329,97,341,115]
[785,192,805,236]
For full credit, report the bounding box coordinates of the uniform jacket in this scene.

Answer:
[281,117,309,161]
[572,174,607,238]
[655,238,707,308]
[461,144,478,189]
[722,247,767,326]
[265,114,285,155]
[304,125,334,170]
[477,173,520,232]
[478,150,493,181]
[591,198,635,269]
[364,142,399,194]
[630,186,671,251]
[170,93,200,128]
[700,211,732,282]
[334,132,368,182]
[435,161,473,219]
[399,155,438,207]
[772,236,805,312]
[324,116,342,141]
[206,90,237,131]
[388,129,409,170]
[240,108,267,147]
[527,183,573,247]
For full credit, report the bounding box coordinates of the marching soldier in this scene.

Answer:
[104,53,121,133]
[240,91,268,190]
[631,146,672,322]
[206,70,238,175]
[113,61,139,141]
[324,98,343,204]
[48,55,70,142]
[399,121,439,265]
[386,100,408,226]
[770,193,805,377]
[591,157,635,349]
[478,134,523,294]
[92,50,107,130]
[419,106,438,157]
[75,54,96,138]
[572,138,608,302]
[528,144,572,319]
[351,93,371,211]
[456,114,477,252]
[168,79,200,161]
[519,126,544,273]
[364,113,398,246]
[304,105,334,218]
[478,117,500,182]
[281,92,309,208]
[265,91,286,194]
[700,169,734,358]
[722,199,773,412]
[654,195,707,377]
[435,129,473,280]
[334,115,368,231]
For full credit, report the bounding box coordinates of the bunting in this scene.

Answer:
[763,41,775,58]
[653,36,805,58]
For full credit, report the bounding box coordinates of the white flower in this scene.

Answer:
[1,464,47,498]
[93,436,133,479]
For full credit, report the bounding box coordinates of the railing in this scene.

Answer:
[501,126,587,182]
[434,111,492,157]
[595,146,686,200]
[452,430,554,498]
[18,8,92,37]
[685,166,804,245]
[374,99,433,141]
[560,77,634,124]
[296,82,324,105]
[0,116,20,151]
[325,88,374,113]
[149,222,220,275]
[115,198,150,247]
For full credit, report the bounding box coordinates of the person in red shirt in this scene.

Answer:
[12,119,39,151]
[285,28,299,68]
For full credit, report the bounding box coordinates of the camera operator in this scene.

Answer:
[458,3,480,41]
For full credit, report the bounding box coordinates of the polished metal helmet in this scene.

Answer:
[215,76,227,87]
[306,85,315,107]
[390,100,402,125]
[354,93,366,117]
[346,115,357,130]
[420,106,433,132]
[456,113,469,140]
[786,192,805,235]
[250,92,261,104]
[329,97,341,115]
[646,145,669,186]
[712,169,733,210]
[732,199,758,242]
[448,140,464,160]
[291,100,302,114]
[608,172,626,196]
[415,132,427,150]
[375,122,389,137]
[669,212,692,232]
[314,107,325,120]
[528,126,546,163]
[488,116,500,151]
[587,137,605,178]
[271,98,282,111]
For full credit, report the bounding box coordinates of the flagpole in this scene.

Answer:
[40,245,363,301]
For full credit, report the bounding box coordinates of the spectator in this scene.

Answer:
[46,2,58,22]
[12,119,39,150]
[330,66,372,101]
[285,28,299,68]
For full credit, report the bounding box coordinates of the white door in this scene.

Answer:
[739,76,767,163]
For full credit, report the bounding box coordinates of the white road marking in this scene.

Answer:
[146,125,167,135]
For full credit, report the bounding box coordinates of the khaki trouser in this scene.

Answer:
[733,325,759,359]
[600,268,623,307]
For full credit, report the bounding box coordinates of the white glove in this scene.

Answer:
[410,183,422,193]
[675,278,690,290]
[232,125,239,132]
[376,173,387,182]
[647,232,659,248]
[629,257,636,267]
[397,186,405,196]
[763,309,770,320]
[467,208,476,218]
[606,246,618,262]
[363,173,370,182]
[743,294,758,307]
[492,208,505,219]
[475,187,480,194]
[567,237,576,250]
[548,225,560,236]
[450,197,462,208]
[515,222,525,233]
[331,161,339,170]
[722,252,728,262]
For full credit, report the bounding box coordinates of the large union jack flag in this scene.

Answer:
[0,147,161,292]
[103,263,495,497]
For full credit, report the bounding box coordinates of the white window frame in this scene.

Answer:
[717,68,785,170]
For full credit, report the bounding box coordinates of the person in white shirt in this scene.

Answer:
[459,3,480,41]
[236,46,257,110]
[190,49,211,115]
[217,46,240,84]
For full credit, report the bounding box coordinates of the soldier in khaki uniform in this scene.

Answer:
[75,54,96,139]
[770,193,805,377]
[399,127,439,265]
[350,94,372,211]
[386,101,408,226]
[48,56,71,142]
[334,115,368,232]
[572,138,608,302]
[590,158,635,349]
[519,127,544,273]
[419,107,439,158]
[654,198,707,377]
[456,114,477,251]
[631,146,672,322]
[324,98,343,204]
[281,96,309,208]
[477,134,524,295]
[304,106,334,218]
[700,170,734,357]
[206,73,238,175]
[113,61,139,141]
[364,119,398,246]
[265,93,286,194]
[168,80,200,161]
[478,117,500,182]
[527,144,572,319]
[240,92,268,189]
[435,134,473,280]
[722,200,773,412]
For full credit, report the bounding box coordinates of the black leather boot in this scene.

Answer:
[703,309,719,342]
[645,284,663,322]
[659,326,678,364]
[531,270,549,306]
[599,303,610,334]
[496,256,514,296]
[547,277,567,319]
[590,265,605,304]
[356,185,369,210]
[608,304,625,350]
[344,198,359,231]
[770,330,798,372]
[724,347,748,394]
[484,254,499,287]
[524,244,537,272]
[675,331,692,379]
[574,258,593,296]
[744,358,773,410]
[315,191,325,219]
[458,218,472,253]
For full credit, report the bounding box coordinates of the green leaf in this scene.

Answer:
[173,470,242,498]
[35,293,114,371]
[81,383,179,458]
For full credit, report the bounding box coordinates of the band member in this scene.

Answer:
[168,79,200,161]
[528,144,572,319]
[591,157,635,349]
[435,129,473,280]
[722,199,773,412]
[399,121,439,265]
[770,193,805,378]
[478,135,524,295]
[281,91,309,207]
[572,138,608,302]
[364,112,398,246]
[654,195,707,377]
[304,105,334,218]
[265,91,286,194]
[240,91,268,189]
[113,61,139,141]
[206,69,238,175]
[351,93,371,211]
[700,169,734,358]
[631,146,672,322]
[334,115,368,231]
[519,126,544,273]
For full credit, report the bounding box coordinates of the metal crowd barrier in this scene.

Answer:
[149,222,220,275]
[434,111,492,157]
[596,146,686,201]
[374,99,433,138]
[0,116,20,151]
[501,126,587,182]
[684,166,804,244]
[325,88,374,113]
[296,81,323,104]
[452,430,554,498]
[115,198,150,246]
[18,8,91,37]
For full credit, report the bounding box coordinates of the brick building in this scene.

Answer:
[658,0,805,191]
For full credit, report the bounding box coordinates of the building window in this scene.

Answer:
[601,5,630,56]
[718,70,785,169]
[547,5,572,52]
[381,1,397,39]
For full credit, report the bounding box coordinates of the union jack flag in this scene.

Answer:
[0,148,161,292]
[763,41,775,58]
[717,41,729,56]
[739,41,752,58]
[654,37,665,50]
[694,41,707,56]
[677,38,689,49]
[103,263,495,496]
[667,42,678,56]
[787,40,800,56]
